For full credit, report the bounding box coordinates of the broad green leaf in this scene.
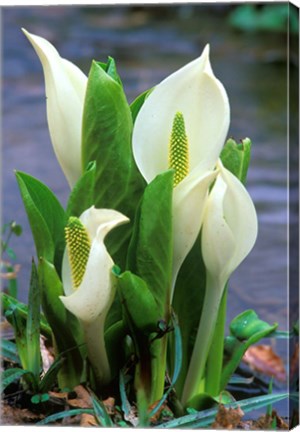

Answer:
[221,310,278,390]
[26,259,41,380]
[127,170,174,317]
[171,233,206,398]
[97,56,122,85]
[1,368,36,392]
[116,271,161,334]
[81,60,145,267]
[220,137,252,185]
[130,88,152,124]
[0,339,20,363]
[38,258,85,390]
[1,293,51,338]
[15,171,66,269]
[66,161,96,218]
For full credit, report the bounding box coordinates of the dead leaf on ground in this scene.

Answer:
[80,413,98,427]
[252,410,289,430]
[148,400,173,423]
[67,385,93,408]
[103,397,115,415]
[212,404,244,429]
[243,344,286,381]
[40,335,55,374]
[1,402,44,425]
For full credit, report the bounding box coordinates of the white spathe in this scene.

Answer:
[132,45,230,295]
[60,206,129,322]
[201,160,258,285]
[181,160,258,405]
[22,29,87,188]
[60,206,129,385]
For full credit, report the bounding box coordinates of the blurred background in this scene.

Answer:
[1,3,298,405]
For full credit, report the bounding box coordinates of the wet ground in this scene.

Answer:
[1,4,298,417]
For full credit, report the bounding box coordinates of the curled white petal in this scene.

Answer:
[171,165,218,297]
[132,44,230,184]
[60,208,129,323]
[22,29,87,188]
[201,160,258,283]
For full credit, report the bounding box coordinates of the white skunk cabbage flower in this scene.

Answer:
[60,206,129,385]
[22,29,87,188]
[132,45,230,297]
[182,160,258,405]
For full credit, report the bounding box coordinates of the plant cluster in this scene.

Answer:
[1,29,290,426]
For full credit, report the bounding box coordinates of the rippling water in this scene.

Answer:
[2,6,297,403]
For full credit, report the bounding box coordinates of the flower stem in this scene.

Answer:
[82,314,111,386]
[205,285,228,396]
[181,272,224,406]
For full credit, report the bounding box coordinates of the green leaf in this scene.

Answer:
[220,137,252,185]
[1,368,35,392]
[1,293,52,338]
[127,170,174,316]
[37,408,94,425]
[31,393,50,404]
[0,339,20,363]
[221,310,278,390]
[4,304,28,372]
[97,56,122,85]
[39,354,65,393]
[38,258,85,390]
[130,88,152,124]
[66,161,96,218]
[171,233,206,398]
[15,171,66,269]
[81,60,145,267]
[26,259,41,379]
[116,271,161,334]
[91,393,114,427]
[157,392,289,429]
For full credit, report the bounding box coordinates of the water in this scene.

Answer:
[1,5,296,417]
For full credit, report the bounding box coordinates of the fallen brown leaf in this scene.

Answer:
[243,344,286,381]
[68,385,93,408]
[103,397,115,415]
[252,410,289,430]
[80,413,98,427]
[212,404,244,429]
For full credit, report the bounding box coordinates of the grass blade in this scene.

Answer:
[39,355,66,393]
[37,408,94,425]
[119,369,131,418]
[26,259,41,379]
[1,339,20,363]
[1,368,35,392]
[157,392,289,428]
[91,392,114,427]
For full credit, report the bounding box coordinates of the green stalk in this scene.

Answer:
[205,285,228,396]
[181,272,224,406]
